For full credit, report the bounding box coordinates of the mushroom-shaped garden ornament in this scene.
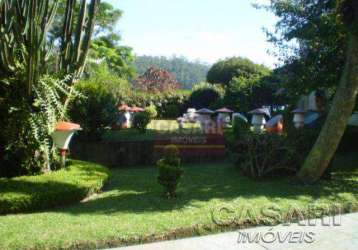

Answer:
[51,121,82,167]
[292,108,306,129]
[196,108,215,134]
[216,107,234,127]
[118,104,131,128]
[248,108,270,133]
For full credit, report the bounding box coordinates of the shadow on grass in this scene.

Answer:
[60,157,357,215]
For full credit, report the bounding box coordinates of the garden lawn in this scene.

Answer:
[0,153,357,249]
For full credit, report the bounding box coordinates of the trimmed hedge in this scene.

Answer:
[0,160,110,215]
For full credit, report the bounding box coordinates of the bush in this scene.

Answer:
[157,145,183,198]
[132,111,151,133]
[226,113,325,179]
[120,91,190,119]
[187,82,224,109]
[0,160,110,215]
[145,103,158,119]
[163,104,181,118]
[69,80,118,141]
[238,133,298,179]
[0,76,78,177]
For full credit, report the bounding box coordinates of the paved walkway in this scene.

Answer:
[109,213,358,250]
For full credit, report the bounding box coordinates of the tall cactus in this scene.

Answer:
[59,0,100,82]
[0,0,59,96]
[0,0,100,94]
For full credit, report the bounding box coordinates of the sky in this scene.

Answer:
[105,0,278,67]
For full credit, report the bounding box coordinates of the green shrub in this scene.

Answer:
[225,116,251,164]
[132,111,151,133]
[157,145,183,198]
[163,104,181,118]
[0,160,110,215]
[69,80,118,141]
[0,76,79,177]
[238,133,299,179]
[120,91,190,119]
[187,82,224,109]
[145,103,158,119]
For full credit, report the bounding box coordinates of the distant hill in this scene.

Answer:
[134,55,210,89]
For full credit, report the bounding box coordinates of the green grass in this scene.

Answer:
[0,161,109,215]
[0,153,356,249]
[103,119,201,142]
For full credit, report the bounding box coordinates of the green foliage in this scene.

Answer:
[163,104,181,118]
[226,112,326,179]
[157,145,183,198]
[69,78,118,141]
[0,76,79,177]
[88,34,135,79]
[0,0,99,176]
[132,112,151,133]
[263,0,346,97]
[238,133,298,179]
[145,103,158,119]
[0,160,109,215]
[121,91,190,119]
[134,55,210,89]
[187,82,224,109]
[207,57,271,86]
[224,73,282,112]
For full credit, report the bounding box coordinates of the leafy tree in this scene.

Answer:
[50,1,122,42]
[266,0,358,182]
[298,0,358,182]
[133,67,180,92]
[88,34,135,78]
[207,57,271,86]
[224,73,281,112]
[263,0,346,97]
[134,55,210,89]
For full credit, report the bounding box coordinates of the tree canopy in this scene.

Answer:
[206,57,271,86]
[134,55,210,89]
[263,0,347,97]
[133,67,180,93]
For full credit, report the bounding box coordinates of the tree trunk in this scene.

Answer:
[298,31,358,183]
